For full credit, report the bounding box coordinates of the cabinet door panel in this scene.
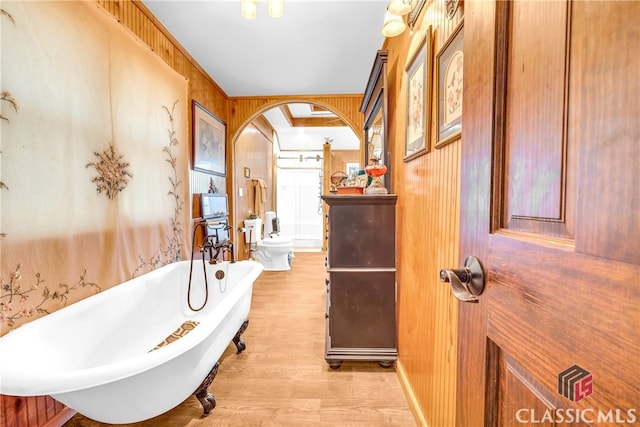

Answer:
[329,272,396,348]
[325,196,396,269]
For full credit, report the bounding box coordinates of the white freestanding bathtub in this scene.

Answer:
[0,259,263,424]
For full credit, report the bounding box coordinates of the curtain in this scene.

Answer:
[0,1,189,333]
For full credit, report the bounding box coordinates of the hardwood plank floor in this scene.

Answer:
[65,252,416,427]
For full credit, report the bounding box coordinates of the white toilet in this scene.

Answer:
[244,212,294,271]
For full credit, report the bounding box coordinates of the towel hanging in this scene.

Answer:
[252,179,267,219]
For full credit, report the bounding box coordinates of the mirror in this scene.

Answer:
[360,50,390,193]
[368,108,383,160]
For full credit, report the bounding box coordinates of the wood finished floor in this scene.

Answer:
[65,252,416,427]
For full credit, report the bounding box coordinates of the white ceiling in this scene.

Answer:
[262,103,360,151]
[141,0,389,151]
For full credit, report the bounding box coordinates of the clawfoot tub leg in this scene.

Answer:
[194,362,219,416]
[232,320,249,353]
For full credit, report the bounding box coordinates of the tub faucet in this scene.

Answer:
[201,236,235,264]
[197,219,235,264]
[219,240,235,263]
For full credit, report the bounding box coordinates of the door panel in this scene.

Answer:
[505,0,570,232]
[569,2,640,264]
[487,235,639,415]
[498,352,555,427]
[456,1,640,426]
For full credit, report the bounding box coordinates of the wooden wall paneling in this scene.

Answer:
[8,395,23,427]
[38,396,49,425]
[2,394,8,426]
[228,95,364,150]
[0,393,74,426]
[228,95,363,248]
[45,397,55,420]
[96,0,231,192]
[330,150,360,174]
[234,123,275,260]
[27,396,38,425]
[388,0,464,425]
[1,394,10,426]
[2,395,31,427]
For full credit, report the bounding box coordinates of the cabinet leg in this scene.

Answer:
[327,360,343,369]
[378,361,394,368]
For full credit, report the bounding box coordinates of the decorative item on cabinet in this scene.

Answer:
[321,194,398,369]
[364,142,388,194]
[336,186,364,195]
[355,173,369,189]
[329,171,348,194]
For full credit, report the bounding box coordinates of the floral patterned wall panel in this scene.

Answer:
[0,1,189,333]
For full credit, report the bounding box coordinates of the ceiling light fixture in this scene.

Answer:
[241,0,284,19]
[241,0,257,19]
[268,0,284,18]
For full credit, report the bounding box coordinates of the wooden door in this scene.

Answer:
[455,1,640,425]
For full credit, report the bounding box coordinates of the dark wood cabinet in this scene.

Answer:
[321,194,397,368]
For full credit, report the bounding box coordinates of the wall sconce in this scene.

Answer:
[381,10,406,37]
[388,0,413,15]
[241,0,284,19]
[381,0,422,37]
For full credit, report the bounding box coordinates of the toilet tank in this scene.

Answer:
[244,218,262,243]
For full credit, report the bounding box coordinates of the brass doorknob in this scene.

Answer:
[440,256,485,303]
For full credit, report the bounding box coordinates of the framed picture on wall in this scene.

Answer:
[404,26,432,162]
[436,22,464,148]
[193,100,226,176]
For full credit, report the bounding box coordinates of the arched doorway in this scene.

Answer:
[232,101,361,259]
